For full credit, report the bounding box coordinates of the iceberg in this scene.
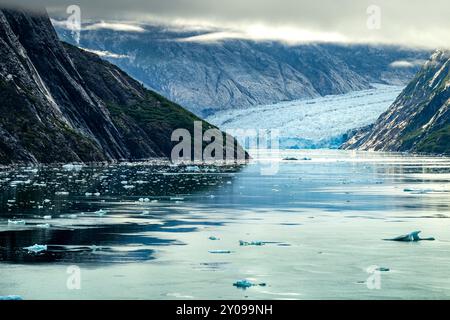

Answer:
[239,240,265,246]
[385,231,435,242]
[233,280,267,289]
[24,244,47,253]
[8,219,26,225]
[0,295,23,300]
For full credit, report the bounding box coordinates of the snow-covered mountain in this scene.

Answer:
[54,22,429,116]
[207,84,403,149]
[342,50,450,154]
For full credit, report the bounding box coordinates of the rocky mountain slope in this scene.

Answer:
[0,8,240,164]
[56,23,429,116]
[342,50,450,154]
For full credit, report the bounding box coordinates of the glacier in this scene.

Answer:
[207,84,403,149]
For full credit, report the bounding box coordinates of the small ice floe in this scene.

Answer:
[208,236,220,241]
[8,219,26,225]
[403,188,433,194]
[43,199,51,203]
[23,244,47,253]
[62,164,83,171]
[123,185,135,189]
[233,280,267,289]
[60,214,78,219]
[85,192,93,196]
[55,191,69,196]
[95,209,108,216]
[239,240,265,246]
[208,250,232,254]
[376,267,390,272]
[0,295,23,300]
[36,223,50,229]
[185,166,201,172]
[384,230,435,242]
[170,197,185,201]
[43,215,52,220]
[282,157,298,161]
[94,192,101,196]
[141,210,150,216]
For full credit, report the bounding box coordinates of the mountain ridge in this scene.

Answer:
[0,8,242,164]
[342,50,450,154]
[55,23,430,116]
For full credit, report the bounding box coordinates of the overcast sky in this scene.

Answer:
[2,0,450,48]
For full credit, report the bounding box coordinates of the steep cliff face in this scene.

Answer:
[342,50,450,154]
[0,8,234,164]
[56,23,429,116]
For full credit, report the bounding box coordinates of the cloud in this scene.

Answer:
[3,0,450,48]
[79,47,129,59]
[389,60,426,68]
[83,21,145,32]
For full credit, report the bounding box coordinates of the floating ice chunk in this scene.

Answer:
[170,197,185,201]
[141,210,150,215]
[43,215,52,220]
[8,219,26,225]
[85,192,93,196]
[385,230,435,242]
[43,199,51,203]
[185,166,200,172]
[95,209,108,216]
[94,192,101,196]
[209,250,231,254]
[151,200,158,203]
[62,164,83,171]
[232,280,266,289]
[233,280,253,289]
[36,223,50,228]
[208,236,220,240]
[239,240,265,246]
[403,188,433,194]
[123,185,135,189]
[55,191,69,195]
[60,214,78,219]
[376,267,390,272]
[24,244,47,253]
[0,295,23,300]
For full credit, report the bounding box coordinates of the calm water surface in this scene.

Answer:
[1,150,450,299]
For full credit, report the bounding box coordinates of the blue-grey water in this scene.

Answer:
[1,149,450,299]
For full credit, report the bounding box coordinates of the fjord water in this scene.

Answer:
[1,150,450,299]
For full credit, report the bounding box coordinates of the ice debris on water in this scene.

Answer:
[376,267,390,272]
[24,244,47,253]
[36,223,50,228]
[239,240,265,246]
[384,230,435,242]
[208,250,232,254]
[43,215,52,220]
[8,219,26,225]
[62,164,83,171]
[0,295,23,300]
[185,166,200,172]
[233,280,267,289]
[208,236,220,240]
[95,209,108,216]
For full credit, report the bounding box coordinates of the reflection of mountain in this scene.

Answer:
[0,8,242,164]
[343,50,450,154]
[56,23,429,116]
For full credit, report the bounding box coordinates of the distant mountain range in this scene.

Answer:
[0,9,243,164]
[55,22,430,116]
[342,50,450,154]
